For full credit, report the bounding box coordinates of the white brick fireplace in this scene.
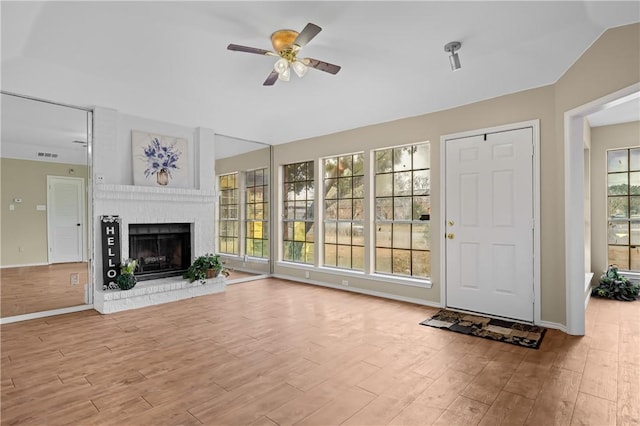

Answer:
[92,107,222,313]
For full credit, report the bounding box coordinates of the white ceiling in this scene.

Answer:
[1,1,639,146]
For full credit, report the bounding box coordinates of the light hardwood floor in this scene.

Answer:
[1,278,638,425]
[1,263,88,318]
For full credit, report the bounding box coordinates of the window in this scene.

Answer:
[283,161,314,264]
[245,168,269,258]
[323,153,365,270]
[218,173,239,255]
[607,147,640,270]
[374,143,430,278]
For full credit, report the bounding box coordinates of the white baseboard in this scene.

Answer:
[1,262,49,269]
[0,304,94,324]
[271,274,442,308]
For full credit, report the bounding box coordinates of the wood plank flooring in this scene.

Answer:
[1,278,638,425]
[1,262,88,317]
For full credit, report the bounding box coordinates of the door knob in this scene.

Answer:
[447,233,455,239]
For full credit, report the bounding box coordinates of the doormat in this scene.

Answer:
[419,309,546,349]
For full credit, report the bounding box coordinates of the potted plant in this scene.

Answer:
[592,264,640,301]
[184,253,229,284]
[116,258,138,290]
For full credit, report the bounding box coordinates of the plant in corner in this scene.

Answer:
[116,258,138,290]
[184,253,229,284]
[592,264,640,301]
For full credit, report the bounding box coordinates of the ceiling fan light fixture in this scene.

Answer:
[274,57,289,74]
[292,60,308,78]
[278,67,291,81]
[444,41,462,71]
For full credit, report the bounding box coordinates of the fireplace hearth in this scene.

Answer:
[129,223,191,281]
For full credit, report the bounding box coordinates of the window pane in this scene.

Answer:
[376,248,392,273]
[608,173,628,195]
[412,250,430,278]
[413,143,430,170]
[353,176,364,198]
[338,155,352,177]
[631,220,640,245]
[393,197,412,221]
[325,200,338,220]
[353,153,364,175]
[337,245,351,269]
[324,178,338,199]
[608,221,629,245]
[324,244,337,267]
[394,171,412,196]
[376,223,392,247]
[632,172,640,195]
[608,150,628,173]
[413,170,430,195]
[376,198,393,220]
[392,249,411,275]
[376,174,393,197]
[413,196,431,220]
[352,246,364,271]
[394,147,411,171]
[376,149,393,173]
[609,197,629,219]
[392,223,411,249]
[412,223,430,250]
[325,222,337,244]
[631,148,640,171]
[352,222,364,246]
[337,222,352,245]
[338,199,353,220]
[305,242,314,263]
[338,177,353,198]
[324,157,338,178]
[631,247,640,270]
[353,199,364,221]
[632,196,640,218]
[608,245,629,269]
[305,223,314,242]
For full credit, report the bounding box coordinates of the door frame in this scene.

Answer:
[564,82,640,335]
[46,175,86,264]
[440,119,541,324]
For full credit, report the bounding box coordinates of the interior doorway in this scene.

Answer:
[47,176,85,264]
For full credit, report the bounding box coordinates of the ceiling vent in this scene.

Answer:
[37,152,59,158]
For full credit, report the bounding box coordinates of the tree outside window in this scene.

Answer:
[283,161,314,264]
[218,173,239,255]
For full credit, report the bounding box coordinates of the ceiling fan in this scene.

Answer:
[227,23,341,86]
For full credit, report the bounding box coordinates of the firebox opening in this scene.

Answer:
[129,223,191,281]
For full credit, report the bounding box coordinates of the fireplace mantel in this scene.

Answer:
[95,184,216,203]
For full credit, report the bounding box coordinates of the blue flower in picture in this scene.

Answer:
[141,137,182,180]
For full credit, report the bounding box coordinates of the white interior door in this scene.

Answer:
[47,176,84,263]
[445,127,534,321]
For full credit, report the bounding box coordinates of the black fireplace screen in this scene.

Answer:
[129,223,191,281]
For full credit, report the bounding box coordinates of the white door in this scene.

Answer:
[47,176,84,263]
[445,127,534,321]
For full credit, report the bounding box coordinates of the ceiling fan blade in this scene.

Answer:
[227,44,273,56]
[263,70,279,86]
[305,58,341,75]
[293,23,321,48]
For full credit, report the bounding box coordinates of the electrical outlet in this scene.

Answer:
[70,273,79,286]
[342,280,349,286]
[304,271,310,279]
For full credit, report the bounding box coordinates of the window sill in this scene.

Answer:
[276,261,432,289]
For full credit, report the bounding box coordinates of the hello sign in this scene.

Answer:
[100,215,121,290]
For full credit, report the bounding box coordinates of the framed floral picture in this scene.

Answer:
[131,130,189,188]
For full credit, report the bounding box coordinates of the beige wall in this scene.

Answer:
[590,121,640,280]
[270,22,639,326]
[1,158,88,266]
